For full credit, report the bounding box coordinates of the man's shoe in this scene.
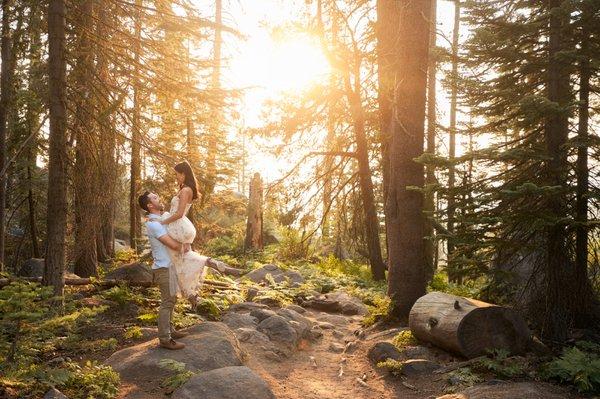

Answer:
[159,339,185,350]
[171,330,188,339]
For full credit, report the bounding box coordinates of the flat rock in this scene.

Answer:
[222,312,258,329]
[329,342,345,353]
[43,388,68,399]
[257,315,299,347]
[105,322,243,396]
[229,302,269,313]
[367,342,402,364]
[250,308,277,322]
[315,314,349,326]
[105,262,152,283]
[241,264,304,286]
[303,291,367,315]
[172,366,275,399]
[318,321,335,329]
[401,359,440,375]
[436,381,574,399]
[402,345,437,360]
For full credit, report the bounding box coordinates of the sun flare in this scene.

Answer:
[232,33,330,94]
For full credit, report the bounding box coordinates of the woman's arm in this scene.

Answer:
[160,187,193,225]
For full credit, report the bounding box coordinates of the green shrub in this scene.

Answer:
[137,312,158,325]
[542,345,600,393]
[392,330,417,349]
[205,235,243,256]
[362,295,392,327]
[277,227,311,260]
[193,298,221,320]
[61,361,120,399]
[101,285,143,307]
[123,326,143,340]
[376,359,404,376]
[477,349,526,378]
[159,359,194,394]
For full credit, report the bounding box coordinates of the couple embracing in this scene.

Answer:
[138,161,226,350]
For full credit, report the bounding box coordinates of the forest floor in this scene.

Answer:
[0,255,593,398]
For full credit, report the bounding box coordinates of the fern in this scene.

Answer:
[542,347,600,393]
[158,359,194,393]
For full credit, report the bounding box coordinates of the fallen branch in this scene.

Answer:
[432,356,487,374]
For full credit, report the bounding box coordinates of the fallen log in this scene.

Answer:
[408,291,531,359]
[0,277,233,290]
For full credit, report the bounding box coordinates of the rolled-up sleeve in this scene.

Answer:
[147,221,168,239]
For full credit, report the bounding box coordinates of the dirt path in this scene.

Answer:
[242,309,445,399]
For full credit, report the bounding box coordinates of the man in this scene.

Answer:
[138,191,190,350]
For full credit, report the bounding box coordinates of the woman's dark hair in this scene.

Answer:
[174,161,199,200]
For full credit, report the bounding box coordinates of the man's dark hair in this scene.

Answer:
[138,191,151,212]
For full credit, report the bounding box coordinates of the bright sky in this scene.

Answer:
[220,0,459,186]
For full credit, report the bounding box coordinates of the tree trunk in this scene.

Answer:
[73,0,99,278]
[447,0,460,283]
[205,0,222,197]
[244,173,263,250]
[382,0,432,318]
[346,80,386,281]
[409,291,531,358]
[130,0,142,251]
[96,3,116,261]
[0,0,14,270]
[43,0,68,297]
[27,164,40,258]
[573,0,595,326]
[542,0,575,342]
[424,0,438,283]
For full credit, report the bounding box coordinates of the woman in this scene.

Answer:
[159,161,223,302]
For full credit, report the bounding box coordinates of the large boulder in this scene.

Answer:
[277,308,313,338]
[105,262,152,283]
[436,381,574,399]
[105,322,244,397]
[18,258,45,278]
[172,366,275,399]
[241,264,304,286]
[257,315,299,347]
[43,388,68,399]
[228,302,269,313]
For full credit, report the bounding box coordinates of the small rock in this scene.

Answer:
[277,308,313,338]
[318,322,335,329]
[246,287,260,302]
[264,350,283,362]
[401,359,440,376]
[43,388,68,399]
[222,312,258,329]
[256,297,283,307]
[309,326,323,340]
[47,357,66,366]
[173,366,275,399]
[241,264,305,286]
[332,330,345,339]
[368,342,402,364]
[329,342,345,353]
[250,308,277,322]
[228,302,269,313]
[285,304,306,314]
[344,341,359,354]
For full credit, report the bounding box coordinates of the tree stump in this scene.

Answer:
[408,291,531,358]
[244,173,263,250]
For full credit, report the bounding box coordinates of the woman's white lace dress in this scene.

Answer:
[161,195,208,297]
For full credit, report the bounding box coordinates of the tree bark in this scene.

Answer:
[43,0,68,297]
[130,0,142,251]
[346,80,386,281]
[424,0,438,283]
[73,0,98,278]
[205,0,222,197]
[447,0,460,283]
[542,0,575,342]
[244,173,263,250]
[0,0,14,269]
[383,0,432,318]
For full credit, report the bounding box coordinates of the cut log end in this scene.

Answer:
[409,291,531,359]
